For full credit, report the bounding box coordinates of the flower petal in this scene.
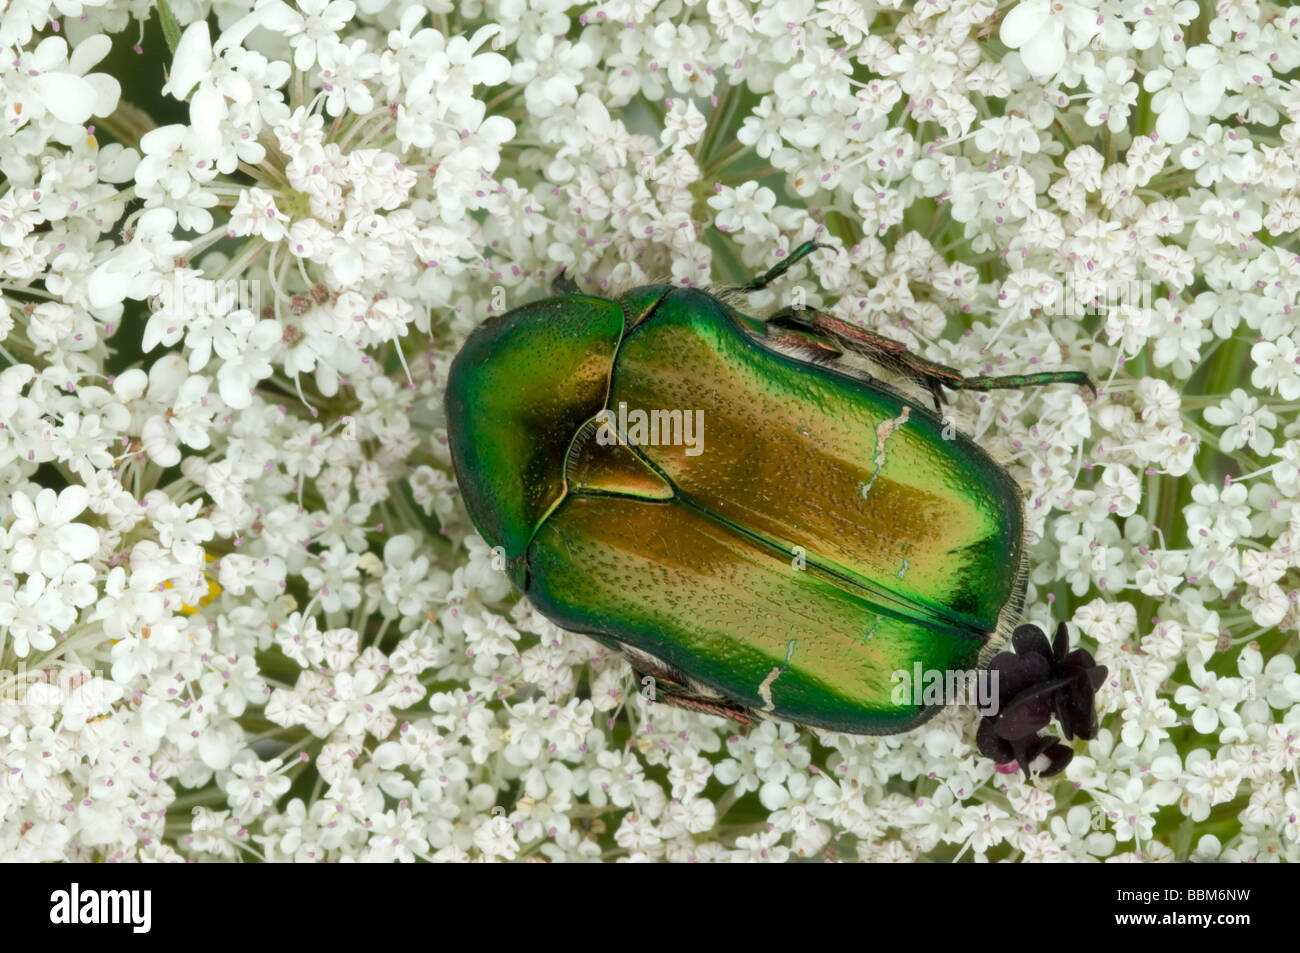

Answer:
[57,522,100,561]
[166,21,213,100]
[1001,1,1051,48]
[32,72,98,125]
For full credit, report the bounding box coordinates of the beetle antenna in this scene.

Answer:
[729,239,835,293]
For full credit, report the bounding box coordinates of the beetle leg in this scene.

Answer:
[764,307,952,410]
[627,654,758,727]
[926,380,946,414]
[658,694,758,727]
[764,308,1095,408]
[730,239,833,292]
[550,267,580,295]
[952,369,1098,397]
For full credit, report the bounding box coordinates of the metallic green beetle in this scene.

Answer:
[445,242,1093,734]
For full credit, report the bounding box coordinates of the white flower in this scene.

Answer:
[1175,664,1246,736]
[1000,0,1102,77]
[512,34,594,118]
[1105,773,1178,842]
[229,188,290,242]
[662,98,707,149]
[973,115,1040,157]
[0,574,67,656]
[1179,125,1253,187]
[318,38,380,117]
[4,34,120,130]
[215,319,282,410]
[1251,336,1300,401]
[1142,45,1226,145]
[257,0,357,71]
[1184,482,1252,544]
[6,485,99,581]
[1083,57,1139,132]
[708,181,779,238]
[226,756,292,819]
[1204,389,1277,456]
[134,124,221,231]
[4,0,1300,865]
[301,542,362,613]
[1131,0,1199,51]
[737,96,787,158]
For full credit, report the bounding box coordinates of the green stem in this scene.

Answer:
[97,99,159,151]
[697,83,740,175]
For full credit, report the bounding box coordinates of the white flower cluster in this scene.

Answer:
[1,0,1299,861]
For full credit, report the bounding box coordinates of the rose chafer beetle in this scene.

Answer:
[445,241,1094,735]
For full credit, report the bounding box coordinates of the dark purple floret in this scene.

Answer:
[976,622,1108,778]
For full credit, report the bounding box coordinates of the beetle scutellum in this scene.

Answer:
[445,241,1098,749]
